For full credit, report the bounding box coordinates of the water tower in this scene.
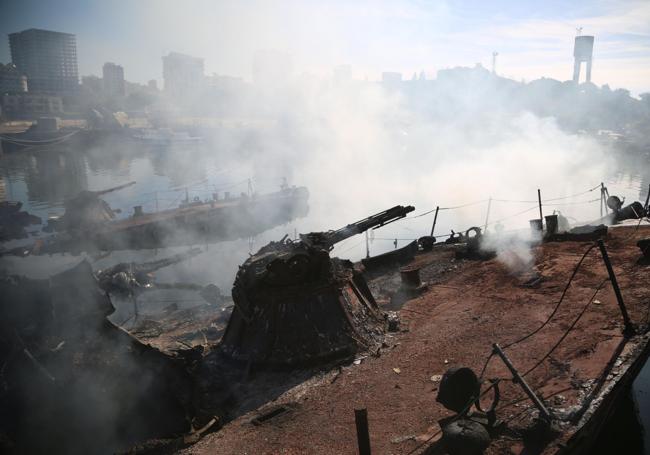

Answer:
[573,34,594,83]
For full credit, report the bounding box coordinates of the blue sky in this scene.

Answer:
[1,0,649,94]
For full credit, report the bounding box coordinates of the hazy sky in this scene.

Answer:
[1,0,649,94]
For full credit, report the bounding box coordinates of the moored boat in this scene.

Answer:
[24,184,309,254]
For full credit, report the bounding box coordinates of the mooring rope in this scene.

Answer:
[399,183,603,222]
[491,183,602,204]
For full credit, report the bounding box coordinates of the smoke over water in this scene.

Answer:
[221,76,615,276]
[0,74,631,287]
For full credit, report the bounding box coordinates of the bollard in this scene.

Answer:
[354,409,371,455]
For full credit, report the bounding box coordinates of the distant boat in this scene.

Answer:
[1,114,134,153]
[132,128,202,146]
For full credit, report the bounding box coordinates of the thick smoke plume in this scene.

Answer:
[1,69,640,286]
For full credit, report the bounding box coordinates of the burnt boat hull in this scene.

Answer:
[42,187,309,253]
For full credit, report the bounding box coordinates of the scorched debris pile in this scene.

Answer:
[220,205,414,367]
[0,261,193,454]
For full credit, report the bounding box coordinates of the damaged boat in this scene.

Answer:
[9,181,309,255]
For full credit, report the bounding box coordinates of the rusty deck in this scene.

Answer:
[177,225,650,454]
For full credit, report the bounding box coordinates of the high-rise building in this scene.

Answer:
[162,52,204,99]
[102,62,125,96]
[9,28,79,95]
[0,63,28,95]
[573,35,594,83]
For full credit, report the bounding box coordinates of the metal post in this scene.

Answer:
[365,231,370,258]
[537,189,544,230]
[597,240,635,336]
[602,183,609,214]
[492,344,552,421]
[484,197,492,232]
[430,206,439,236]
[600,184,604,218]
[643,184,650,214]
[354,409,372,455]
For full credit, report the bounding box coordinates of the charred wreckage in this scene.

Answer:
[220,204,415,366]
[2,188,650,454]
[0,204,416,453]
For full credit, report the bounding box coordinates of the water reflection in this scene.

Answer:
[0,141,255,221]
[25,151,88,207]
[609,147,650,202]
[0,150,88,213]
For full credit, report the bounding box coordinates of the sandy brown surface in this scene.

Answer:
[180,226,650,455]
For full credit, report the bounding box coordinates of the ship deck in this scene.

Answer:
[177,225,650,454]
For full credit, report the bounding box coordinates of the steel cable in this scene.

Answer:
[521,278,609,377]
[501,242,598,350]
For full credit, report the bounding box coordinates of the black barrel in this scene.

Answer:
[545,214,559,234]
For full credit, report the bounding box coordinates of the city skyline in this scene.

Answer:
[1,0,649,95]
